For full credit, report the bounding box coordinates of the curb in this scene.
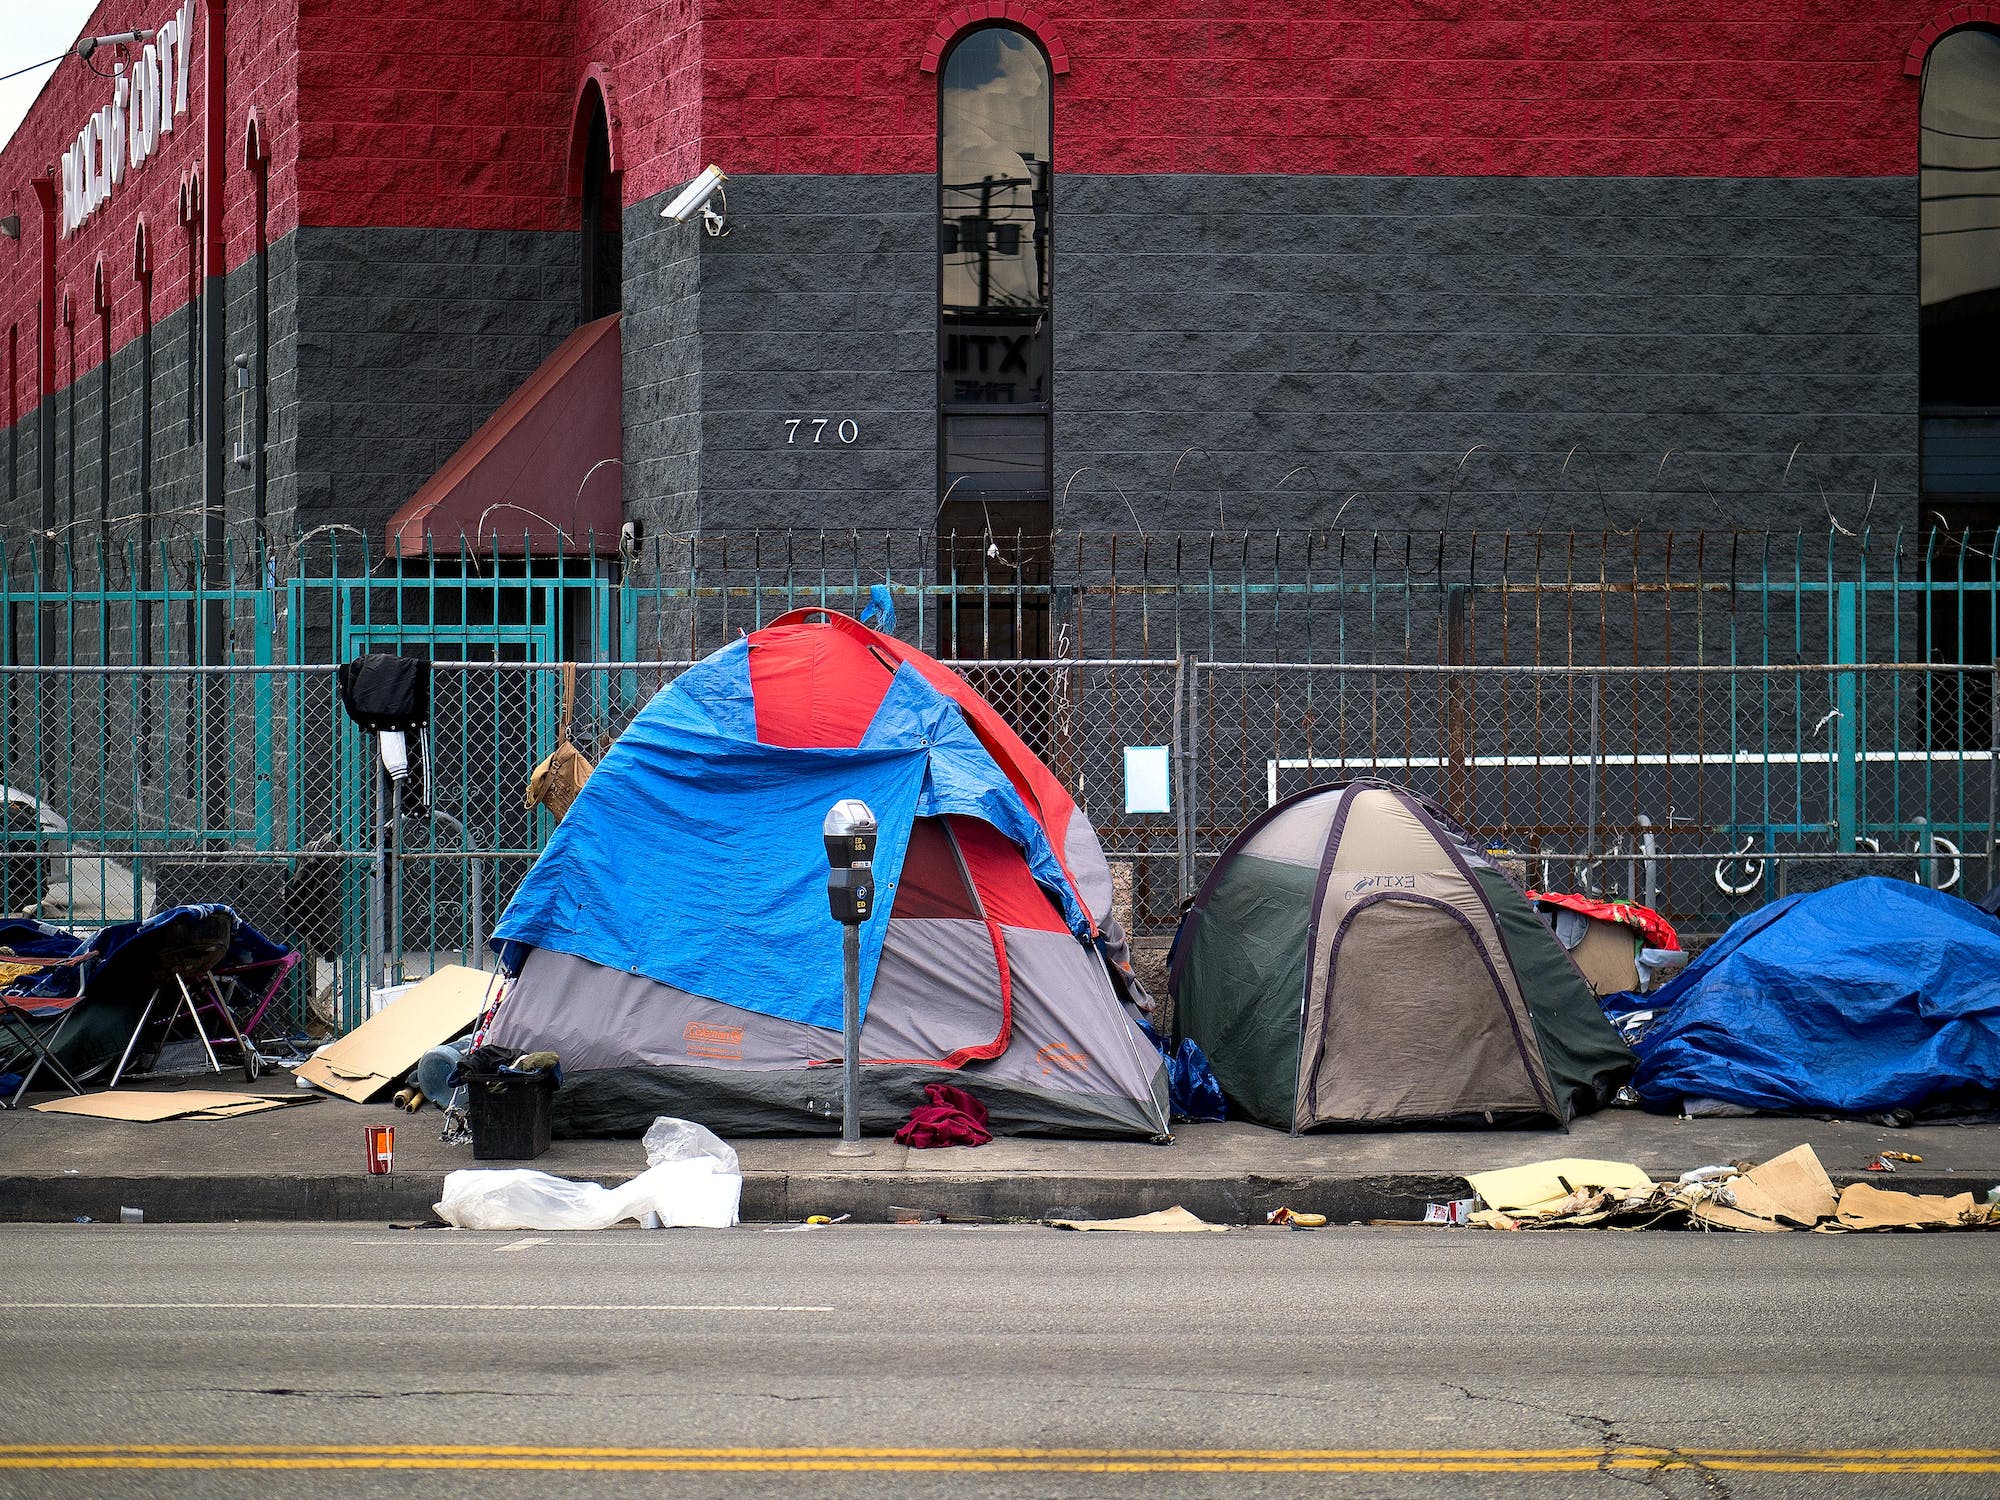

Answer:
[0,1171,1979,1226]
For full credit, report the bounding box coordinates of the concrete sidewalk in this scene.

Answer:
[2,1074,1996,1224]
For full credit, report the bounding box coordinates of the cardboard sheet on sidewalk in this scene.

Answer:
[33,1090,316,1121]
[295,965,493,1103]
[1463,1158,1654,1218]
[1049,1205,1228,1233]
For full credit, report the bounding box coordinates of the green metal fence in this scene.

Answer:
[0,528,1989,1039]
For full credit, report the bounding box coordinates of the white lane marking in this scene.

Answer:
[495,1237,549,1253]
[0,1302,835,1313]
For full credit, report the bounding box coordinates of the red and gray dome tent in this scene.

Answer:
[488,609,1169,1140]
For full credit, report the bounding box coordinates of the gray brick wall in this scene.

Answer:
[1054,174,1914,535]
[289,225,575,555]
[622,192,701,547]
[224,234,303,551]
[0,173,1927,630]
[684,174,934,535]
[675,173,1915,539]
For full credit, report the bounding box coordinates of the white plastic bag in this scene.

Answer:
[435,1158,742,1230]
[643,1116,739,1176]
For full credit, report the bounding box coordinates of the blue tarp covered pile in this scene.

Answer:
[0,905,295,1094]
[1615,878,2000,1116]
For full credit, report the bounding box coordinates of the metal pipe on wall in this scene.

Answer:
[200,0,229,836]
[30,179,55,666]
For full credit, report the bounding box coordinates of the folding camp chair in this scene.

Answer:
[0,990,88,1106]
[202,939,302,1049]
[97,908,261,1088]
[0,925,97,1108]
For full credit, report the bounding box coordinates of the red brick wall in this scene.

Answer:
[706,1,1928,179]
[293,0,701,231]
[0,0,1954,399]
[0,0,296,395]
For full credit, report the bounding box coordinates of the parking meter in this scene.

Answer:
[823,799,876,1157]
[823,799,878,926]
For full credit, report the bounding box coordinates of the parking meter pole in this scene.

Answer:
[369,756,388,996]
[824,798,877,1160]
[837,923,865,1153]
[387,776,403,987]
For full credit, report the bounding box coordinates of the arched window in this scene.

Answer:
[937,24,1052,658]
[1922,28,2000,421]
[1920,27,2000,721]
[578,87,620,323]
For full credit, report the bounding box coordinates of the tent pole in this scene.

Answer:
[1173,654,1191,901]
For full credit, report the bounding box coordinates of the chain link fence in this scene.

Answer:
[0,654,1991,1047]
[1191,661,2000,928]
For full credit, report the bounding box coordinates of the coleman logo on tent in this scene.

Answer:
[1349,873,1418,894]
[682,1021,744,1061]
[1036,1042,1090,1074]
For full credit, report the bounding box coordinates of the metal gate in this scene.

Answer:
[299,573,584,1017]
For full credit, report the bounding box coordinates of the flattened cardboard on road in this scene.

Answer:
[1464,1158,1653,1217]
[33,1090,315,1121]
[295,965,493,1103]
[1836,1182,1978,1231]
[1049,1205,1228,1232]
[1698,1143,1838,1230]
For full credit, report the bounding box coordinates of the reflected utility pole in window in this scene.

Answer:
[936,26,1055,660]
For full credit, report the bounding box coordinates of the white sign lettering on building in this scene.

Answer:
[60,0,195,238]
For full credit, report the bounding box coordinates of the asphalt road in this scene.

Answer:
[0,1222,1995,1499]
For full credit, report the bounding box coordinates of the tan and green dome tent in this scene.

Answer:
[1169,781,1633,1131]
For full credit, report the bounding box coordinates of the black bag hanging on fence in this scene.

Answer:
[337,653,431,732]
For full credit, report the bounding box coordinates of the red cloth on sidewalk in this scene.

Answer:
[1526,890,1680,951]
[894,1082,993,1148]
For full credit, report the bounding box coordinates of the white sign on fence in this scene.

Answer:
[1123,745,1171,815]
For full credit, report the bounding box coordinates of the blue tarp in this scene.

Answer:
[493,643,1088,1032]
[1135,1017,1226,1122]
[0,905,296,1093]
[1624,878,2000,1114]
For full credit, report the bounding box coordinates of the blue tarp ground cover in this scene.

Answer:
[1622,878,2000,1114]
[493,643,1087,1033]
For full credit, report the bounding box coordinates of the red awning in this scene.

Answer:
[385,312,623,558]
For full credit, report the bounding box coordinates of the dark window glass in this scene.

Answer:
[938,25,1052,658]
[1921,29,2000,743]
[1922,27,2000,409]
[580,94,621,323]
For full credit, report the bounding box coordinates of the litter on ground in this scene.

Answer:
[294,965,493,1104]
[1048,1205,1227,1233]
[31,1089,315,1121]
[1459,1144,1999,1232]
[432,1114,743,1230]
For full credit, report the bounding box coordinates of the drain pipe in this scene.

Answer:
[30,177,55,662]
[197,0,229,839]
[199,0,227,620]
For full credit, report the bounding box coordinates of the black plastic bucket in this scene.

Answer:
[464,1070,557,1161]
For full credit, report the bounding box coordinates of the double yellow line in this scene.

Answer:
[2,1445,1998,1474]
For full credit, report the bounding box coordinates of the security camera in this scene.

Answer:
[661,165,728,235]
[77,30,152,60]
